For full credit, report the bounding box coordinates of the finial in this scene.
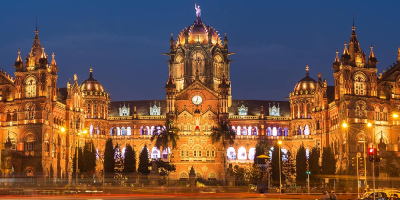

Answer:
[343,40,349,55]
[195,2,201,18]
[89,67,93,78]
[306,65,309,76]
[369,43,375,58]
[352,13,355,31]
[318,72,321,79]
[51,52,56,65]
[335,48,340,62]
[74,74,77,81]
[17,48,22,62]
[41,45,46,58]
[36,17,38,32]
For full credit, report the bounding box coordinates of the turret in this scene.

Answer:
[218,74,230,116]
[224,33,228,49]
[332,49,341,72]
[368,44,378,68]
[341,41,351,64]
[14,48,24,72]
[170,33,174,50]
[165,74,176,116]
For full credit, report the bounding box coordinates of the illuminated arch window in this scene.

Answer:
[248,148,256,160]
[25,76,37,98]
[267,127,271,136]
[247,126,252,135]
[227,147,236,160]
[304,125,310,135]
[242,126,247,135]
[236,126,241,135]
[151,147,160,159]
[354,73,367,95]
[237,147,247,160]
[121,127,126,135]
[272,127,277,136]
[24,133,35,151]
[116,127,120,135]
[89,124,94,134]
[127,127,131,135]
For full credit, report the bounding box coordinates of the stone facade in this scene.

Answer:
[1,11,400,182]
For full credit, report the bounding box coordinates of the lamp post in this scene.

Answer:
[278,140,282,194]
[75,129,88,185]
[306,171,311,194]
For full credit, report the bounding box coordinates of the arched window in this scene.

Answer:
[227,147,236,160]
[25,76,37,98]
[238,147,247,160]
[150,126,155,135]
[162,148,170,159]
[354,73,367,95]
[298,126,303,135]
[97,125,100,135]
[284,128,288,136]
[236,126,241,135]
[242,126,247,135]
[121,127,126,135]
[110,127,114,135]
[89,124,94,134]
[247,126,252,135]
[304,125,310,135]
[151,147,160,159]
[127,127,131,135]
[248,148,256,160]
[24,134,35,151]
[145,126,149,135]
[278,127,282,136]
[272,127,277,136]
[116,127,120,135]
[267,127,271,136]
[355,100,367,119]
[253,127,258,135]
[140,126,143,135]
[232,126,236,132]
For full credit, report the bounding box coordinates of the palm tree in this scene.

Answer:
[151,119,180,161]
[210,119,236,182]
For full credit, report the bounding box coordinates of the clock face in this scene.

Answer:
[192,95,203,105]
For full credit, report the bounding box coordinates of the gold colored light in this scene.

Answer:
[393,113,399,118]
[61,127,66,132]
[367,123,372,127]
[278,140,282,145]
[83,130,88,134]
[342,122,348,128]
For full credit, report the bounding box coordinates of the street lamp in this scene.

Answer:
[277,140,282,194]
[306,171,311,194]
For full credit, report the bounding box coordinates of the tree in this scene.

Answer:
[271,142,284,185]
[151,119,179,161]
[308,147,320,181]
[123,144,136,174]
[283,151,295,183]
[296,143,307,184]
[154,158,176,176]
[82,141,96,173]
[72,147,83,173]
[321,146,336,175]
[254,139,270,161]
[138,145,150,174]
[210,120,236,181]
[104,138,115,174]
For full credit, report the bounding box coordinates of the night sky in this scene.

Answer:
[0,1,399,101]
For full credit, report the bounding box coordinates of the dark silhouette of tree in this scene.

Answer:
[123,144,136,174]
[308,147,320,181]
[151,119,179,161]
[154,159,176,176]
[82,141,96,172]
[254,139,270,160]
[321,146,336,175]
[104,138,115,174]
[72,147,83,173]
[271,142,284,185]
[138,145,150,174]
[296,143,307,184]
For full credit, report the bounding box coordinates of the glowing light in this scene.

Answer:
[83,130,88,134]
[61,127,66,132]
[342,122,348,128]
[367,123,372,127]
[277,140,282,145]
[393,113,399,118]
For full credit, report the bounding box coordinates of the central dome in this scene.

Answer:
[80,68,105,93]
[176,18,222,46]
[293,66,316,95]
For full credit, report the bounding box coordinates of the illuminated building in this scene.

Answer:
[0,6,399,181]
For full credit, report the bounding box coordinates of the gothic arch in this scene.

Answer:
[353,71,368,82]
[179,171,189,179]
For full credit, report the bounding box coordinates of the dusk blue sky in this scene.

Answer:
[0,1,399,101]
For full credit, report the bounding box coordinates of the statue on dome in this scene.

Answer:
[195,3,201,18]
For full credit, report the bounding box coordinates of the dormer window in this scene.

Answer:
[119,102,130,116]
[269,102,280,116]
[238,104,248,116]
[150,101,161,116]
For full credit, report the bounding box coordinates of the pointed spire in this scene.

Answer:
[369,44,375,58]
[305,65,309,76]
[335,48,340,63]
[224,32,228,48]
[89,67,93,78]
[40,45,46,58]
[51,52,56,65]
[343,41,349,55]
[166,73,175,87]
[16,48,22,62]
[170,33,174,49]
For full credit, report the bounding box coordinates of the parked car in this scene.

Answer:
[357,191,390,200]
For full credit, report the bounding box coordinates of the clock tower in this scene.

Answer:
[163,5,234,179]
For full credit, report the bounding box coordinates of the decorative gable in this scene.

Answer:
[150,101,161,115]
[269,102,280,116]
[238,104,248,116]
